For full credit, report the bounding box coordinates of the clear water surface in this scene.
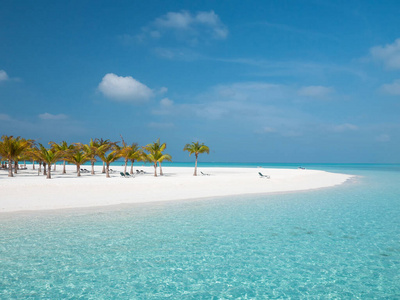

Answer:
[1,164,399,299]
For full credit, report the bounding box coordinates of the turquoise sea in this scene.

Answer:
[1,164,399,299]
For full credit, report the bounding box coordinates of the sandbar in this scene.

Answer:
[0,165,353,212]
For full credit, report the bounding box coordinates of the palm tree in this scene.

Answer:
[97,148,121,178]
[0,136,31,177]
[49,141,75,174]
[144,139,172,177]
[144,138,170,176]
[65,146,90,177]
[28,144,64,179]
[94,138,112,173]
[183,142,210,176]
[119,136,142,174]
[82,139,99,175]
[128,144,143,175]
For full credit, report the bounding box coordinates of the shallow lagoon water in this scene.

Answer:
[1,165,399,298]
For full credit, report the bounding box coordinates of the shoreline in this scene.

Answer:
[0,165,353,213]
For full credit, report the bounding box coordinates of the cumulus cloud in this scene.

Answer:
[157,87,168,95]
[160,98,174,107]
[98,73,154,102]
[38,113,68,120]
[151,98,175,115]
[139,10,228,43]
[0,70,9,81]
[381,79,400,95]
[297,85,334,98]
[370,38,400,69]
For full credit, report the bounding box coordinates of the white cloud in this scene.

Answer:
[331,123,358,132]
[158,87,168,94]
[141,10,228,43]
[152,98,175,115]
[0,70,9,81]
[370,38,400,69]
[160,98,174,107]
[98,73,154,102]
[297,85,334,98]
[154,11,192,29]
[381,79,400,95]
[38,113,68,120]
[0,113,11,121]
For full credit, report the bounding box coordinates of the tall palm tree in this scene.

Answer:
[94,138,112,173]
[82,139,99,175]
[97,148,121,178]
[28,144,64,179]
[119,135,142,174]
[128,144,143,175]
[0,135,31,177]
[183,141,210,176]
[65,146,90,177]
[49,141,75,174]
[144,139,172,177]
[144,138,170,176]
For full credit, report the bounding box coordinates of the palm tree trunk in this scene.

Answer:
[53,163,56,171]
[91,161,95,175]
[194,155,198,176]
[159,162,163,176]
[32,160,35,170]
[47,164,51,179]
[106,163,110,178]
[124,159,128,174]
[153,163,157,177]
[130,161,134,174]
[8,159,13,177]
[38,161,42,172]
[43,163,47,176]
[102,162,106,173]
[14,161,18,174]
[24,160,26,168]
[63,161,66,174]
[77,164,81,177]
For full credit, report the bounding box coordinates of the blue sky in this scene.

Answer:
[1,0,399,163]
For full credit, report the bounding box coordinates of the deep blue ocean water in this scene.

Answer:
[1,164,399,299]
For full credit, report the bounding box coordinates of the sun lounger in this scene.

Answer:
[125,172,134,178]
[258,172,270,179]
[201,171,210,176]
[120,172,126,177]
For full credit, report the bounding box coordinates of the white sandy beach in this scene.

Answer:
[0,165,353,212]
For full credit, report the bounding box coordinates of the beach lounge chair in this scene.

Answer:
[201,171,210,176]
[120,172,126,178]
[258,172,270,179]
[125,172,133,178]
